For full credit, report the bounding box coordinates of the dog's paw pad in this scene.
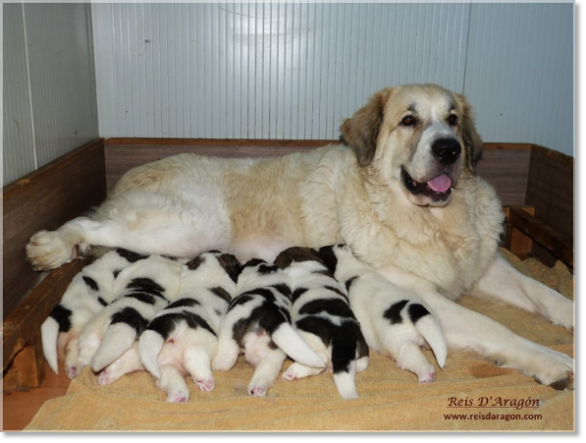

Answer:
[98,370,112,385]
[249,385,267,396]
[167,391,189,403]
[282,372,296,381]
[196,377,215,392]
[418,370,436,384]
[65,365,79,379]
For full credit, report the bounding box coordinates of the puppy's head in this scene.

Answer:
[341,84,483,207]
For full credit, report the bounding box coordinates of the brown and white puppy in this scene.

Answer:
[41,248,146,379]
[138,251,240,402]
[27,84,573,389]
[324,244,447,384]
[212,258,325,397]
[77,254,183,374]
[274,247,369,399]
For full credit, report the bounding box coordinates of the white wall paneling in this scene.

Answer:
[3,1,574,185]
[2,2,99,186]
[464,2,573,155]
[92,2,471,140]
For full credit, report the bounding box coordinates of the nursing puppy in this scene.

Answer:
[274,247,369,399]
[212,258,325,396]
[326,244,447,383]
[77,254,183,373]
[41,248,146,379]
[138,251,241,402]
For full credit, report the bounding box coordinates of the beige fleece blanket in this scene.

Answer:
[26,249,574,431]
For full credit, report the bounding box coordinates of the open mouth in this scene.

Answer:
[401,167,453,203]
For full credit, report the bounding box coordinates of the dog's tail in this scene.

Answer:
[90,322,139,372]
[41,317,61,374]
[270,322,325,369]
[411,303,447,369]
[137,329,165,379]
[331,335,360,399]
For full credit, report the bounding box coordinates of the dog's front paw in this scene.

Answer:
[521,345,574,390]
[26,230,77,271]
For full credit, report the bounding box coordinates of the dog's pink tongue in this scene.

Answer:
[427,174,452,193]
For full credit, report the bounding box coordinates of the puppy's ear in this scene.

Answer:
[456,93,484,174]
[341,88,392,166]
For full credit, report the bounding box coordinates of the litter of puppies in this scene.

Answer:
[41,245,447,401]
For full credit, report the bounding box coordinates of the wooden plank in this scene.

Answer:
[477,146,531,206]
[2,138,106,316]
[506,206,573,268]
[104,138,339,193]
[105,138,533,202]
[526,144,573,242]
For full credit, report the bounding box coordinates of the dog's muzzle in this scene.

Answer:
[401,138,462,203]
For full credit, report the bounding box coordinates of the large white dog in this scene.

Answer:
[27,84,574,389]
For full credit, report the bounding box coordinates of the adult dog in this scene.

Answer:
[27,84,574,389]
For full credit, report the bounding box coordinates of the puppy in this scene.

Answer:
[138,251,241,402]
[212,258,325,396]
[274,247,369,399]
[326,244,447,383]
[41,248,147,379]
[77,254,183,373]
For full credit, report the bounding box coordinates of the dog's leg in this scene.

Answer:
[211,334,240,372]
[158,365,190,403]
[419,290,574,389]
[98,345,144,385]
[391,341,436,384]
[247,349,287,397]
[64,336,82,379]
[184,345,215,392]
[470,254,573,330]
[282,362,325,381]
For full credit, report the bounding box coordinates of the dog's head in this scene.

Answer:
[341,84,483,207]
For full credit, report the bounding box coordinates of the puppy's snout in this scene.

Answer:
[432,138,461,165]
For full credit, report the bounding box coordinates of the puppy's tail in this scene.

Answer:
[411,303,447,369]
[332,335,360,399]
[138,329,165,379]
[41,317,60,374]
[271,323,325,369]
[90,322,138,372]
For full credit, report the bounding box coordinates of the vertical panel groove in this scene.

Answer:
[89,2,572,156]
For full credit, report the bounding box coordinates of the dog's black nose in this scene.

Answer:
[432,138,461,164]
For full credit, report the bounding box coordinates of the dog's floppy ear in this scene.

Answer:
[456,93,484,174]
[341,88,392,166]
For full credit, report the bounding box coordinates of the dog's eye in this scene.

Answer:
[401,116,416,127]
[448,114,458,126]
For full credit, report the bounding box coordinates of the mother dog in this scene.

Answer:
[27,84,573,389]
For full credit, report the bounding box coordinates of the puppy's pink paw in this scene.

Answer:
[196,377,216,392]
[98,370,112,385]
[249,385,267,397]
[167,391,189,403]
[418,369,436,384]
[66,364,79,379]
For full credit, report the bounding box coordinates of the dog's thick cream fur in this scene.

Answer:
[27,84,573,389]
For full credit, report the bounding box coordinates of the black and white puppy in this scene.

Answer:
[138,251,241,402]
[212,258,325,396]
[274,247,370,399]
[41,248,146,379]
[77,254,183,374]
[327,244,447,383]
